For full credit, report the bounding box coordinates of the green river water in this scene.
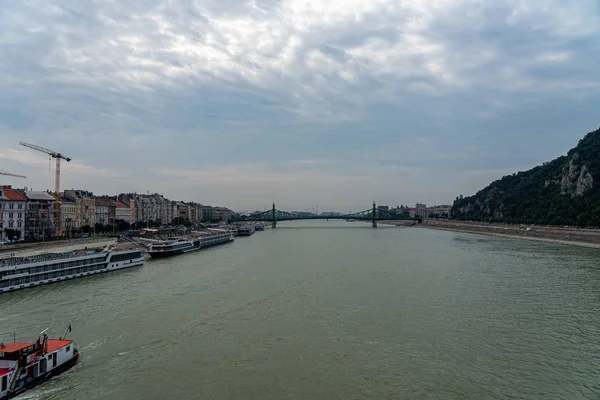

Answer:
[2,220,600,399]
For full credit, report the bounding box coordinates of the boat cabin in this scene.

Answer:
[0,341,42,361]
[0,338,74,390]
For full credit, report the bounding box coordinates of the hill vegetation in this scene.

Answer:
[451,128,600,226]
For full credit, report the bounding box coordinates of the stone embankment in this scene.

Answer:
[383,219,600,249]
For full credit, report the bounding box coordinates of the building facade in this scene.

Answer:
[65,190,96,229]
[60,196,77,233]
[21,191,55,239]
[202,205,213,222]
[95,198,109,227]
[112,201,131,224]
[0,186,27,241]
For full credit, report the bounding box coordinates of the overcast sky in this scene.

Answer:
[0,0,599,213]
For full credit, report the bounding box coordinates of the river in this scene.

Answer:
[2,220,600,399]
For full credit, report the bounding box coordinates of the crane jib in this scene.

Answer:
[18,141,72,233]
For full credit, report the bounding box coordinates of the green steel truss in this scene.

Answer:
[229,204,421,224]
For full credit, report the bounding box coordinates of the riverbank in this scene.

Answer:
[382,220,600,249]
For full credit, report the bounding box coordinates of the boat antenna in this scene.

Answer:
[62,323,72,340]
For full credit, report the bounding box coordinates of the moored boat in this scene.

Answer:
[147,237,200,258]
[238,225,256,236]
[218,225,239,236]
[147,232,234,258]
[198,232,234,248]
[0,243,144,294]
[0,326,79,400]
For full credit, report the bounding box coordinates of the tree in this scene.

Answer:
[95,223,104,233]
[4,228,20,242]
[451,128,600,226]
[172,217,191,227]
[115,220,130,232]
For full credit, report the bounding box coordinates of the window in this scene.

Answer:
[18,213,22,218]
[17,221,22,228]
[9,204,13,210]
[8,222,13,228]
[18,204,22,209]
[8,213,13,219]
[66,346,71,352]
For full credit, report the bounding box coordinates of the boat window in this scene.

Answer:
[2,374,7,392]
[66,346,71,352]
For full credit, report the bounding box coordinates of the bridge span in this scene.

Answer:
[229,202,422,228]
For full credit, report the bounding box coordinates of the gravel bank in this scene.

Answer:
[382,220,600,249]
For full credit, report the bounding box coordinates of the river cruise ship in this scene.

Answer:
[238,225,256,236]
[148,232,234,258]
[0,327,79,399]
[0,244,144,294]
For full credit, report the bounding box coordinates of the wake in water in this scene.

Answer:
[13,386,64,400]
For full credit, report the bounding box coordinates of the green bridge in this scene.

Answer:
[229,202,422,228]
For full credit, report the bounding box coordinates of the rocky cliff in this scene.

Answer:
[451,127,600,226]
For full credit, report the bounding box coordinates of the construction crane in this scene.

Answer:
[19,142,71,231]
[0,171,26,178]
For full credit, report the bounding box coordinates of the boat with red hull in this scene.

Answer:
[0,326,79,399]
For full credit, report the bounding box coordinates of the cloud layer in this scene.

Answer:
[1,0,599,211]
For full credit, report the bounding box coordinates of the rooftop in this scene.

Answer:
[24,191,55,201]
[0,342,32,353]
[60,196,76,204]
[95,198,114,207]
[0,339,72,356]
[2,187,27,201]
[46,339,72,353]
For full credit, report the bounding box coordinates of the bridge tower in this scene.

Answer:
[272,202,277,229]
[372,201,377,228]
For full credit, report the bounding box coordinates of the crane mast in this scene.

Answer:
[19,141,71,232]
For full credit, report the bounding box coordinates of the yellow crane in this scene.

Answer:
[19,142,71,231]
[0,171,27,179]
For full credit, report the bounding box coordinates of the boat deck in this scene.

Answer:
[1,250,101,268]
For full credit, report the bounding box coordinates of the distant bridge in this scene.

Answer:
[229,202,422,228]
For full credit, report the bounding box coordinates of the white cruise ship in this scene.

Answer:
[147,232,234,258]
[0,244,144,294]
[238,225,256,236]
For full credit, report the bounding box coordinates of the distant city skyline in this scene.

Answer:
[1,1,599,212]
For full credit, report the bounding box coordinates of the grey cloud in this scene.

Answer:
[1,0,599,210]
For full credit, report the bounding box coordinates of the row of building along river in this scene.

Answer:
[1,220,600,399]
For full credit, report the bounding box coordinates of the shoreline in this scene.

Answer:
[381,220,600,249]
[419,225,600,249]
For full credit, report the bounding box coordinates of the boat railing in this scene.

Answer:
[0,250,105,268]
